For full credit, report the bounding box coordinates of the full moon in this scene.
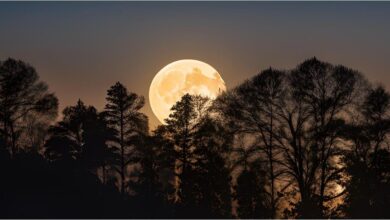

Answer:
[149,59,226,124]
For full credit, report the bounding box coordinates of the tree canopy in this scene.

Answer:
[1,57,389,219]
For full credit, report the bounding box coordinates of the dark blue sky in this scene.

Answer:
[1,2,390,128]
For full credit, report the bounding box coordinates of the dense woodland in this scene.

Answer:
[0,57,389,218]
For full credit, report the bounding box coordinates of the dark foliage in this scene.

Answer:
[103,82,148,196]
[235,166,269,219]
[1,57,390,219]
[0,58,58,155]
[341,86,390,218]
[0,151,133,218]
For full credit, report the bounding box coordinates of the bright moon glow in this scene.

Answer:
[149,59,227,124]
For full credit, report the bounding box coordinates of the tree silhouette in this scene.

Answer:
[342,86,390,218]
[103,82,148,196]
[281,58,362,218]
[160,94,233,217]
[0,58,58,156]
[215,57,366,218]
[3,57,390,219]
[162,94,204,216]
[82,111,116,184]
[128,134,174,218]
[215,68,287,218]
[44,99,96,161]
[19,113,52,152]
[191,116,233,218]
[234,163,268,219]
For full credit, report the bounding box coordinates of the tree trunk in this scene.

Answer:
[2,120,9,150]
[102,163,106,184]
[9,121,17,156]
[120,110,125,197]
[269,105,276,218]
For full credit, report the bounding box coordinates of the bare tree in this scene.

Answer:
[276,58,363,217]
[215,68,288,218]
[215,58,366,218]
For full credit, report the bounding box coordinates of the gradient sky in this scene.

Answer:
[1,2,390,128]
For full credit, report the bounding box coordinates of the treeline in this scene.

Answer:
[0,57,389,218]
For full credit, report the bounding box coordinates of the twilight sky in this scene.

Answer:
[1,2,390,128]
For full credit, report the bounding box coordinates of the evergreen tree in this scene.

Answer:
[162,94,214,217]
[103,82,148,196]
[165,94,197,202]
[82,112,116,184]
[44,99,96,161]
[129,134,174,218]
[192,116,233,218]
